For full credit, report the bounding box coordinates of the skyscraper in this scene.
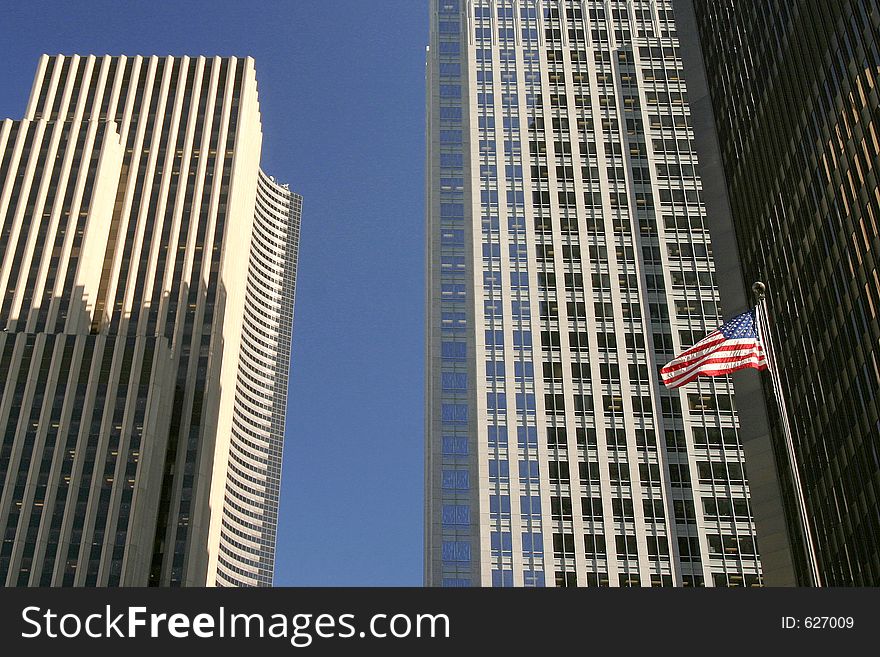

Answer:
[426,0,766,587]
[678,0,880,585]
[0,54,301,587]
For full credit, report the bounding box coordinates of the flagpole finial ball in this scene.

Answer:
[752,281,766,300]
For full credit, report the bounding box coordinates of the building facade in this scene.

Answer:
[682,0,880,585]
[426,0,765,587]
[0,54,301,586]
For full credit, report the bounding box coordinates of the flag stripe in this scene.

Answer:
[663,351,767,387]
[661,342,766,376]
[670,357,768,387]
[663,336,762,368]
[660,309,765,388]
[670,334,724,360]
[665,358,768,389]
[663,344,767,379]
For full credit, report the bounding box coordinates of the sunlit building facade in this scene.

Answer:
[426,0,765,587]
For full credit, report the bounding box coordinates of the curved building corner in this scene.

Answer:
[212,171,301,587]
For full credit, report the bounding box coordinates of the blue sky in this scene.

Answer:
[0,0,428,586]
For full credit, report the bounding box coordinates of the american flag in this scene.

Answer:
[661,308,768,388]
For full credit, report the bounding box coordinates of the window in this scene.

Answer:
[584,534,606,557]
[520,495,541,518]
[579,461,600,482]
[582,497,603,520]
[555,572,577,587]
[612,497,634,520]
[553,533,576,557]
[615,535,638,558]
[643,498,665,521]
[548,460,569,483]
[646,536,669,558]
[551,496,573,520]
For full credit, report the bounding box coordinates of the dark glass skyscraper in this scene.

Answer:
[679,0,880,585]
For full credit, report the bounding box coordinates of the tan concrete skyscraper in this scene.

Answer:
[0,55,301,587]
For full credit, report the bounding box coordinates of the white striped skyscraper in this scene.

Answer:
[0,54,301,587]
[426,0,763,587]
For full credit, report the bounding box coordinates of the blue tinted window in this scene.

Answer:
[510,272,529,288]
[488,459,509,479]
[516,425,538,448]
[491,532,512,554]
[523,571,545,587]
[487,392,506,410]
[440,153,463,167]
[441,372,467,390]
[441,436,468,454]
[441,283,466,298]
[511,300,530,318]
[442,541,471,562]
[441,403,468,423]
[439,107,462,120]
[489,494,511,515]
[492,570,514,587]
[480,189,498,204]
[441,469,469,489]
[441,312,466,331]
[441,202,464,217]
[515,393,536,412]
[440,129,462,143]
[482,243,500,259]
[520,495,541,517]
[441,255,465,269]
[509,243,528,260]
[522,532,544,556]
[442,578,470,587]
[484,299,503,317]
[484,329,504,347]
[519,460,539,481]
[512,330,532,347]
[441,341,466,360]
[483,215,500,230]
[487,425,507,446]
[486,360,505,379]
[440,177,463,189]
[440,229,464,244]
[441,505,470,525]
[514,362,534,381]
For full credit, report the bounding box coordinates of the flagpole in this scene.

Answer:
[752,281,822,587]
